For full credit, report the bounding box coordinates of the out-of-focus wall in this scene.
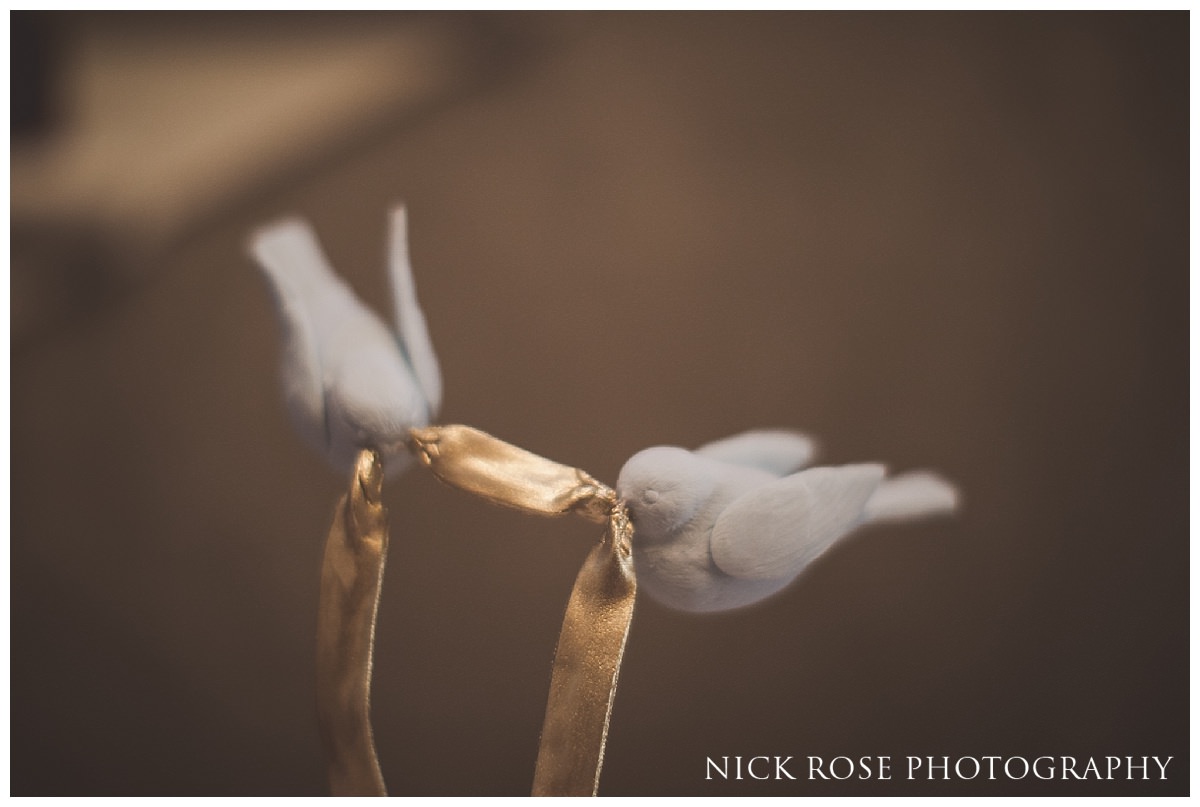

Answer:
[11,11,1187,796]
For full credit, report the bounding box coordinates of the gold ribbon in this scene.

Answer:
[409,425,614,524]
[532,505,636,796]
[315,450,389,796]
[313,428,637,796]
[409,425,638,796]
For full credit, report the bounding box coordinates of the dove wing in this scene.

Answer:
[696,430,816,476]
[248,219,332,447]
[863,470,958,523]
[387,206,443,416]
[710,464,885,580]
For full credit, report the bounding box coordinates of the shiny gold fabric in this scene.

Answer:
[315,450,389,796]
[409,425,615,523]
[532,506,636,796]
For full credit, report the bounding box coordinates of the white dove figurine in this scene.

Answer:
[249,207,441,477]
[616,430,958,612]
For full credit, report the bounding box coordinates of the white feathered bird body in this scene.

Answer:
[249,208,441,477]
[617,431,957,613]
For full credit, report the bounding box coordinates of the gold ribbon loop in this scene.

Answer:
[402,425,639,795]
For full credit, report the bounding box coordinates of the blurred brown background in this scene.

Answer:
[10,11,1187,796]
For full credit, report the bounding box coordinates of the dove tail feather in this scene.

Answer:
[387,205,443,416]
[863,471,959,524]
[249,218,344,300]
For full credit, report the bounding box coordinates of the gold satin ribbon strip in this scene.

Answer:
[409,425,614,523]
[316,449,389,797]
[532,506,637,796]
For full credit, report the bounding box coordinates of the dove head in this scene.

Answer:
[617,446,718,542]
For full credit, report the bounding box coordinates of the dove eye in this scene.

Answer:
[642,489,660,505]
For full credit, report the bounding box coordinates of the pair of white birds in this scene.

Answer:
[249,208,958,614]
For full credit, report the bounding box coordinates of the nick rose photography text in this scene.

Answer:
[705,755,1173,782]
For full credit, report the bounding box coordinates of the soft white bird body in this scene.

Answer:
[616,430,958,612]
[249,207,441,477]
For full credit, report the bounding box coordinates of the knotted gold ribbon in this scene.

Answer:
[408,425,615,524]
[411,425,637,796]
[315,427,637,797]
